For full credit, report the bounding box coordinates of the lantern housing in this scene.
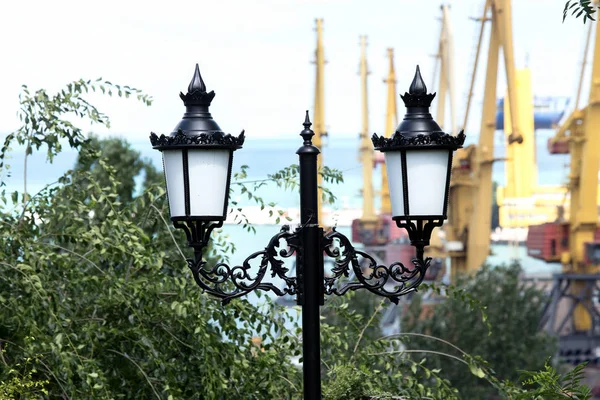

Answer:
[150,64,244,223]
[372,65,465,225]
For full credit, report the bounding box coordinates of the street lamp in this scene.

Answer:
[150,64,465,399]
[372,65,463,264]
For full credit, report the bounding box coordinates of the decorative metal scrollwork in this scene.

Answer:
[322,228,431,304]
[181,224,299,304]
[175,219,442,305]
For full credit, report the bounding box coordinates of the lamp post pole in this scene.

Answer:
[297,113,324,398]
[150,64,465,400]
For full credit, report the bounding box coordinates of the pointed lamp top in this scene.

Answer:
[408,65,427,95]
[300,110,315,145]
[179,64,215,107]
[396,65,440,137]
[399,65,436,110]
[188,63,207,93]
[303,110,312,129]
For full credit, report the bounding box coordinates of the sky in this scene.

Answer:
[0,0,593,142]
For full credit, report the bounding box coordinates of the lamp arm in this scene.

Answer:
[175,221,299,305]
[322,227,435,304]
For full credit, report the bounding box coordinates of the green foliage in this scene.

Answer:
[0,77,152,209]
[402,263,557,398]
[321,295,460,399]
[74,135,161,203]
[0,153,304,399]
[1,78,151,169]
[512,361,592,399]
[230,163,344,229]
[0,350,48,399]
[563,0,597,23]
[0,81,302,399]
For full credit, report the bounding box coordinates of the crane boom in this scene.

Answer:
[436,4,456,134]
[381,48,397,215]
[567,20,600,331]
[313,18,326,221]
[533,20,600,347]
[359,36,376,225]
[450,0,523,274]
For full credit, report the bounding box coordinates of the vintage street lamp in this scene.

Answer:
[150,64,244,262]
[372,65,464,264]
[150,64,465,399]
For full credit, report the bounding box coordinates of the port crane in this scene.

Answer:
[529,19,600,364]
[358,35,376,233]
[380,47,397,220]
[447,0,524,275]
[448,0,571,276]
[313,18,326,222]
[432,4,457,135]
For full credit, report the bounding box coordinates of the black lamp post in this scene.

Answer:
[150,64,465,399]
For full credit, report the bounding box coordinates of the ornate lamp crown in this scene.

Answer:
[179,63,216,107]
[399,65,436,108]
[149,64,245,150]
[371,65,466,150]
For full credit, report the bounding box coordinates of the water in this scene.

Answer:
[0,128,569,275]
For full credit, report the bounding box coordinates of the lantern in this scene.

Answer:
[373,65,465,244]
[150,64,244,223]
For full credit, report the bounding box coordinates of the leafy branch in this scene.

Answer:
[563,0,597,23]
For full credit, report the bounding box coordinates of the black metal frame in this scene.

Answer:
[152,65,465,400]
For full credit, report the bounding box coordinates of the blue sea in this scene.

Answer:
[0,128,566,280]
[1,129,570,207]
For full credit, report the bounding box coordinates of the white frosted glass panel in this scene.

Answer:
[406,150,449,216]
[163,150,186,217]
[188,149,230,217]
[384,152,405,218]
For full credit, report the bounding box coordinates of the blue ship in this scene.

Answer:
[495,96,569,130]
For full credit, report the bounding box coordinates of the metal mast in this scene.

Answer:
[313,18,326,221]
[448,0,522,274]
[435,4,457,134]
[381,48,397,215]
[359,36,376,225]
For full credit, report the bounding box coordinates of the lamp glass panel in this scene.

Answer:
[384,152,405,217]
[163,150,186,217]
[406,150,449,216]
[188,149,230,217]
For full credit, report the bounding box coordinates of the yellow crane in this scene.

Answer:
[434,4,457,134]
[543,20,600,333]
[358,36,376,228]
[447,0,522,275]
[380,48,397,216]
[313,18,326,222]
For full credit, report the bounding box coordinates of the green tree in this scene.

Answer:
[0,79,302,399]
[74,134,161,204]
[402,263,557,399]
[0,78,151,204]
